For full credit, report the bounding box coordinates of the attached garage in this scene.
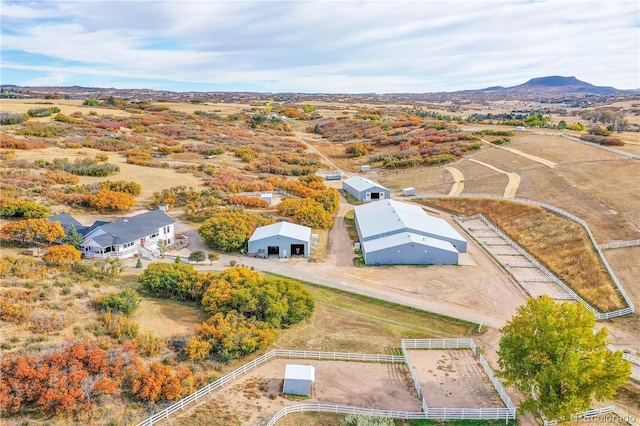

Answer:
[248,222,312,259]
[283,364,315,396]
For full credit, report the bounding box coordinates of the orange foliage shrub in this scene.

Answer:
[43,245,81,266]
[0,256,46,279]
[89,189,136,211]
[0,134,49,150]
[0,219,65,245]
[131,362,193,403]
[227,194,269,208]
[0,341,138,414]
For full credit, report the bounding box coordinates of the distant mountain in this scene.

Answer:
[480,76,620,96]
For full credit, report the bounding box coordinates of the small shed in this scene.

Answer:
[158,203,170,212]
[283,364,315,396]
[402,187,416,196]
[360,165,371,172]
[260,193,273,206]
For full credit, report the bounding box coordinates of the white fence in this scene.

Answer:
[136,340,517,425]
[422,193,635,319]
[543,405,640,426]
[401,339,516,421]
[601,239,640,250]
[266,403,427,425]
[135,349,403,426]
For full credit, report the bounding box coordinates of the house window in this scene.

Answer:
[164,226,170,234]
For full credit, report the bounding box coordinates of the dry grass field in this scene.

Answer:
[11,147,209,203]
[422,197,627,312]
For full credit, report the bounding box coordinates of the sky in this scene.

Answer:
[1,0,639,94]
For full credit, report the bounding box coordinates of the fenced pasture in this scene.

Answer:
[136,339,516,425]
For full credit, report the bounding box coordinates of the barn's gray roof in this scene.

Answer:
[249,221,311,243]
[362,231,458,253]
[87,210,175,247]
[343,176,388,192]
[354,200,465,243]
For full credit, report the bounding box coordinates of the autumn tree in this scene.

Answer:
[89,189,136,211]
[131,362,192,404]
[345,142,370,158]
[194,311,276,362]
[200,267,314,328]
[43,244,81,266]
[198,209,273,252]
[0,219,65,246]
[0,341,138,414]
[498,295,631,420]
[97,180,142,195]
[0,200,50,219]
[277,198,333,229]
[138,262,206,302]
[184,337,212,361]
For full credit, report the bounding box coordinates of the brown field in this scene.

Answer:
[167,359,420,425]
[408,349,504,408]
[1,99,135,119]
[134,298,206,339]
[509,135,628,163]
[422,197,627,312]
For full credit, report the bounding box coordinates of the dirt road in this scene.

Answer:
[444,166,465,195]
[469,159,521,197]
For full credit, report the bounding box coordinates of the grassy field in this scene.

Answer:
[421,197,626,312]
[269,273,482,354]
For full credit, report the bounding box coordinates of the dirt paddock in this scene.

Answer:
[171,358,421,425]
[407,349,505,408]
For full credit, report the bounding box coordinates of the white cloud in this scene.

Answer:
[1,0,638,92]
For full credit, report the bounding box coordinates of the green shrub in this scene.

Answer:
[96,289,141,315]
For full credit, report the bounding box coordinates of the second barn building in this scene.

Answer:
[248,221,312,258]
[353,200,467,265]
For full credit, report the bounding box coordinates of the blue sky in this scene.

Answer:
[1,1,639,93]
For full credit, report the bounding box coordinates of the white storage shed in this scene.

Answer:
[283,364,315,396]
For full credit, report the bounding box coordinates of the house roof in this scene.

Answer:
[343,176,388,192]
[248,221,312,243]
[362,231,458,254]
[49,213,82,228]
[284,364,315,382]
[87,210,175,247]
[354,200,465,243]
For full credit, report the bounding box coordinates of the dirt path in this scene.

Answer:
[469,159,521,197]
[298,136,345,176]
[327,196,356,267]
[480,138,557,168]
[444,166,464,195]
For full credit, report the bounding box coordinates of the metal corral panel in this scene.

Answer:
[283,364,315,396]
